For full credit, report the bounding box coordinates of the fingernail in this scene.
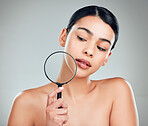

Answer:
[59,87,64,90]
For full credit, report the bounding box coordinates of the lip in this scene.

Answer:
[75,59,91,69]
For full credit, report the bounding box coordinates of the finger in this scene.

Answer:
[54,115,69,125]
[50,98,65,109]
[62,118,69,125]
[54,108,68,115]
[47,87,64,105]
[61,100,68,108]
[60,115,69,125]
[47,94,55,107]
[49,87,64,98]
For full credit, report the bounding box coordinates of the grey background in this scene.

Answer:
[0,0,148,125]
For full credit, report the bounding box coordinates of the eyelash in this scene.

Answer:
[77,36,86,41]
[97,46,106,51]
[77,36,106,51]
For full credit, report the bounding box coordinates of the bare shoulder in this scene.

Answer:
[93,77,139,126]
[105,77,135,99]
[13,83,56,106]
[7,83,56,126]
[10,83,56,111]
[13,87,46,109]
[96,77,136,105]
[109,77,132,88]
[95,77,138,126]
[93,77,133,94]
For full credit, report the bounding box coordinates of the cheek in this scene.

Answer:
[89,59,104,75]
[65,36,83,53]
[64,36,73,52]
[93,54,108,67]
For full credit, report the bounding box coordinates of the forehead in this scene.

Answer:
[71,16,115,43]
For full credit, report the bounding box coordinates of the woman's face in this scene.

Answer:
[59,16,115,77]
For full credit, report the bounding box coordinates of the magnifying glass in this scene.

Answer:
[44,51,77,99]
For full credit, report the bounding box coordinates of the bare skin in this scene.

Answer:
[7,16,139,126]
[7,78,138,126]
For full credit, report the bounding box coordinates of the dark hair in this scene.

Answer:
[66,5,119,50]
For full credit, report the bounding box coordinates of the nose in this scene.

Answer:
[83,48,94,58]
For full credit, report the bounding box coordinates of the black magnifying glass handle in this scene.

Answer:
[57,84,63,109]
[57,84,62,99]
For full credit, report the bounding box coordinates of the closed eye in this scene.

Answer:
[97,46,106,51]
[77,36,87,41]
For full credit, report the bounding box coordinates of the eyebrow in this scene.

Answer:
[76,27,111,45]
[77,27,93,36]
[99,38,111,45]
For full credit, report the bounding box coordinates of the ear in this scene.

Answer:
[102,51,112,66]
[59,28,67,47]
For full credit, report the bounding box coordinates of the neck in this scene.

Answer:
[57,58,95,103]
[64,76,92,98]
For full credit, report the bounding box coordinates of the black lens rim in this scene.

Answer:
[44,51,77,85]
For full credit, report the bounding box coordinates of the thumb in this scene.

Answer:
[47,87,64,106]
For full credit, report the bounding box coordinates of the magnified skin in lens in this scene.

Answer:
[44,51,77,84]
[44,51,77,99]
[64,53,76,77]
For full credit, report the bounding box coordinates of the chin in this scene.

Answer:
[75,69,92,78]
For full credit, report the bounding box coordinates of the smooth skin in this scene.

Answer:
[7,16,139,126]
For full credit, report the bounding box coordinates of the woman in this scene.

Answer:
[7,5,139,126]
